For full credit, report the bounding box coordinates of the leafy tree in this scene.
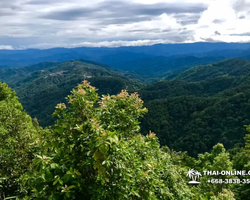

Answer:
[210,189,235,200]
[21,81,193,200]
[0,80,245,199]
[0,82,39,199]
[195,144,235,197]
[232,125,250,200]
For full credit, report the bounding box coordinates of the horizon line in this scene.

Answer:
[1,41,250,51]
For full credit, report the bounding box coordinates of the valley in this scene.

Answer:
[1,51,250,157]
[1,43,250,199]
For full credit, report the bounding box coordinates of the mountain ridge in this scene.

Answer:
[1,42,250,68]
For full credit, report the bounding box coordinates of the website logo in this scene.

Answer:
[187,169,202,184]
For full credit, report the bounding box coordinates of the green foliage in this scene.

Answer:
[196,144,234,195]
[231,126,250,200]
[174,59,250,82]
[2,57,250,199]
[0,62,58,83]
[0,82,39,199]
[4,58,250,158]
[212,189,235,200]
[1,80,250,199]
[140,64,250,156]
[21,81,193,199]
[6,60,143,127]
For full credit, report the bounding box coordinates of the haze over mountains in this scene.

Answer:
[1,42,250,68]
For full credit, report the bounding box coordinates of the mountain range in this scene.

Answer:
[1,43,250,157]
[1,42,250,68]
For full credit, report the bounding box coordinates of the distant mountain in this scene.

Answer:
[1,42,250,68]
[173,59,250,82]
[111,56,224,78]
[0,48,154,67]
[0,64,8,69]
[191,48,249,58]
[117,42,250,56]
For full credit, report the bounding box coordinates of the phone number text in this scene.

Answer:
[207,179,250,184]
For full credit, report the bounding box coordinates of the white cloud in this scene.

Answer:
[198,0,236,25]
[190,0,250,42]
[0,45,14,50]
[100,13,181,38]
[26,39,179,49]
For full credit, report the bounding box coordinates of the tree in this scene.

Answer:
[21,80,193,200]
[0,82,39,199]
[211,189,235,200]
[232,125,250,200]
[195,144,235,197]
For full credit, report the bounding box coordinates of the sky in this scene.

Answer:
[0,0,250,49]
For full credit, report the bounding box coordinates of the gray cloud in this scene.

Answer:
[230,32,250,36]
[24,0,64,5]
[41,8,94,21]
[214,31,221,35]
[179,29,194,35]
[180,19,199,25]
[0,10,14,16]
[213,19,226,24]
[200,37,221,42]
[127,28,172,33]
[1,0,250,49]
[233,0,250,12]
[40,1,207,21]
[95,16,152,25]
[239,15,245,19]
[174,13,201,25]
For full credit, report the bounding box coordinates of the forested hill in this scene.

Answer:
[139,58,250,156]
[3,79,249,199]
[173,58,250,81]
[2,58,250,157]
[1,60,143,127]
[103,55,224,79]
[0,62,59,83]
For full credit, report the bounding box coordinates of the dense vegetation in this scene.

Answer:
[173,59,250,82]
[0,83,39,198]
[2,80,250,199]
[139,59,250,156]
[2,56,250,199]
[104,56,224,79]
[3,58,250,156]
[0,60,142,127]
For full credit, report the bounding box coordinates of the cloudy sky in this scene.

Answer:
[0,0,250,49]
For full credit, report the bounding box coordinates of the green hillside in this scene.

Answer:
[4,60,143,127]
[108,56,223,79]
[139,59,250,156]
[2,80,245,199]
[173,58,250,81]
[2,57,250,199]
[139,76,242,101]
[0,62,59,83]
[140,91,250,156]
[2,58,250,157]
